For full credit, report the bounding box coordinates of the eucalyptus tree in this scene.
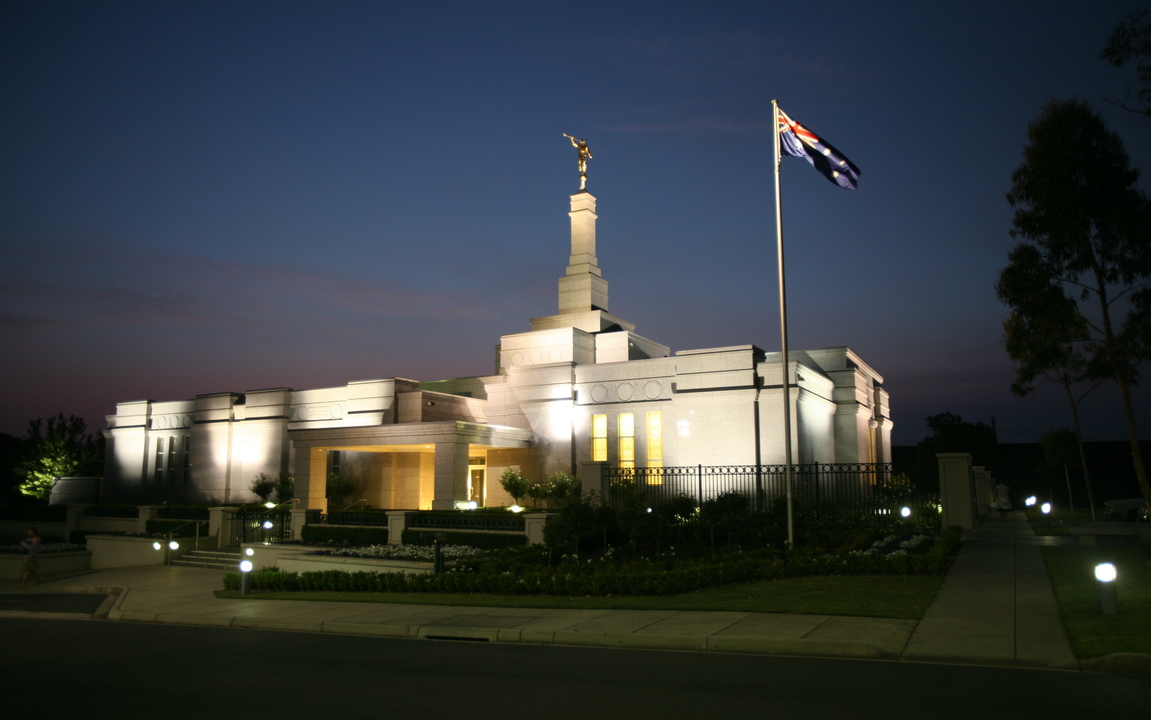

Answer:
[1102,11,1151,119]
[999,267,1099,518]
[998,98,1151,508]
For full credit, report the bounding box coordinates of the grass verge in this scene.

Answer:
[1041,544,1151,658]
[1023,508,1102,536]
[215,573,944,620]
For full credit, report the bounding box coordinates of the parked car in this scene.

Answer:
[1103,497,1149,523]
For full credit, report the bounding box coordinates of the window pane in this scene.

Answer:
[592,414,607,438]
[618,413,634,438]
[620,437,634,463]
[592,437,607,462]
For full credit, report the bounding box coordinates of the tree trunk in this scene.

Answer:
[1064,380,1097,521]
[1062,464,1075,514]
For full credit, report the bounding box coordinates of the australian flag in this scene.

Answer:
[777,107,860,190]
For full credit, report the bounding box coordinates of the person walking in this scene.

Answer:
[17,527,43,587]
[992,482,1012,520]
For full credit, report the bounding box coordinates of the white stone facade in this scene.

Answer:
[103,189,891,510]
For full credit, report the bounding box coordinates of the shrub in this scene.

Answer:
[499,468,530,505]
[325,473,358,505]
[275,473,295,503]
[249,473,277,502]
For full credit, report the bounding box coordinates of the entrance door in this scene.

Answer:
[469,468,485,506]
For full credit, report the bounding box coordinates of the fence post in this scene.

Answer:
[697,464,704,506]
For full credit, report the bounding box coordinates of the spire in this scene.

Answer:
[557,191,609,314]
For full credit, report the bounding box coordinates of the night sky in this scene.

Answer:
[3,1,1151,447]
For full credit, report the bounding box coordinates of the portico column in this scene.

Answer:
[433,441,470,510]
[293,446,329,513]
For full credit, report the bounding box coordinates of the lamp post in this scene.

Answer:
[1095,563,1118,615]
[1041,502,1051,528]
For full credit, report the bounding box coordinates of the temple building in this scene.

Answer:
[102,185,892,510]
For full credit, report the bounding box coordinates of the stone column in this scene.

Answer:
[293,446,329,513]
[524,512,555,545]
[558,192,609,314]
[289,508,309,542]
[937,452,976,532]
[433,441,470,510]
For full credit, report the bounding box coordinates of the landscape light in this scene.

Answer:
[239,559,253,595]
[646,507,653,513]
[900,506,911,518]
[1095,562,1119,615]
[1041,502,1051,515]
[1026,496,1037,506]
[264,502,276,509]
[508,505,524,513]
[262,520,274,529]
[1095,563,1116,583]
[168,540,179,550]
[244,547,255,556]
[153,541,162,551]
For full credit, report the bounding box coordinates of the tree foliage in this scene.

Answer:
[1102,11,1151,120]
[914,412,998,485]
[15,414,104,501]
[998,98,1151,507]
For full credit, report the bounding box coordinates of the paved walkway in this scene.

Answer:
[3,513,1145,673]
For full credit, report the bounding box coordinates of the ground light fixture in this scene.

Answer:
[245,548,255,556]
[264,502,276,509]
[508,505,524,513]
[1026,496,1037,506]
[152,541,162,551]
[168,540,179,550]
[1041,502,1052,527]
[900,506,911,518]
[1095,563,1119,615]
[262,520,274,529]
[239,559,253,595]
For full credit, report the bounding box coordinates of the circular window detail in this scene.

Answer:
[549,347,562,362]
[511,351,524,366]
[645,381,662,399]
[590,384,608,403]
[617,383,635,401]
[530,349,544,364]
[331,403,344,419]
[297,406,310,421]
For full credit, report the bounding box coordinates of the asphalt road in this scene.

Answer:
[3,618,1149,719]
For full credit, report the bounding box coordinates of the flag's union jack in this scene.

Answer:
[777,107,860,190]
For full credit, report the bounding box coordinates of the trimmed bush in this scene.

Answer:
[401,529,526,550]
[301,525,390,545]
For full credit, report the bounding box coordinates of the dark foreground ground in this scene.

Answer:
[4,618,1149,720]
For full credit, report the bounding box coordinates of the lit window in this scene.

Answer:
[154,437,165,484]
[167,436,179,485]
[619,413,634,469]
[592,414,607,462]
[181,436,192,486]
[647,412,663,478]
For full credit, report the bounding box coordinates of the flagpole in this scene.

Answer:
[772,99,795,548]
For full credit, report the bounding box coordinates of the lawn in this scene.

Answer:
[1041,544,1151,658]
[215,573,945,620]
[1023,508,1100,536]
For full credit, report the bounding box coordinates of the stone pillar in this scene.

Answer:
[293,447,329,513]
[137,506,162,534]
[433,441,470,510]
[208,507,229,548]
[524,512,555,545]
[386,510,408,545]
[289,508,309,541]
[938,453,976,531]
[579,461,608,495]
[65,504,89,542]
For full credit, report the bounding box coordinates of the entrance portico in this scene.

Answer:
[290,421,533,511]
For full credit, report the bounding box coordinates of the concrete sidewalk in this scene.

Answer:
[3,513,1145,673]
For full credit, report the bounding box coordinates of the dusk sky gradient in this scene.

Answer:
[3,1,1151,447]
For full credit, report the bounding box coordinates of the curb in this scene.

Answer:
[1079,653,1151,678]
[110,611,905,660]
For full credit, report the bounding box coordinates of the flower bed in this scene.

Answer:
[224,527,962,595]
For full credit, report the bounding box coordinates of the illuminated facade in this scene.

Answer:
[102,189,891,510]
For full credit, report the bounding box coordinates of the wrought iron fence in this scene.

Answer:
[320,512,391,527]
[224,509,292,547]
[407,513,526,532]
[601,463,936,523]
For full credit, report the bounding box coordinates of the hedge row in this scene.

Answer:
[401,529,526,550]
[301,525,391,545]
[223,527,961,596]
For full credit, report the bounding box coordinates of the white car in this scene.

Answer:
[1104,497,1149,523]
